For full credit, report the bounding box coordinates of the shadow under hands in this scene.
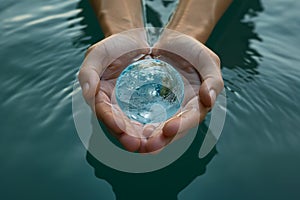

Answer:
[86,121,216,200]
[73,0,264,199]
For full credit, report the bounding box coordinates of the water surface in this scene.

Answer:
[1,0,300,199]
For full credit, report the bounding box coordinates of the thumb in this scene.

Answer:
[78,66,100,111]
[199,75,224,108]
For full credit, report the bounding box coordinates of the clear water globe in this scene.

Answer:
[115,58,184,124]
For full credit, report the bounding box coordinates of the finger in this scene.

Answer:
[196,48,224,107]
[199,74,224,107]
[83,33,150,75]
[145,101,208,152]
[146,98,209,154]
[105,122,141,153]
[78,66,100,111]
[162,107,201,138]
[138,138,148,153]
[95,91,125,135]
[143,123,167,152]
[163,91,211,136]
[119,134,141,152]
[96,88,142,152]
[153,31,224,107]
[142,124,155,138]
[145,131,172,153]
[80,30,151,88]
[79,42,108,110]
[79,34,150,110]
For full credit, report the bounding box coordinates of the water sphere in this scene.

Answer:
[115,59,184,124]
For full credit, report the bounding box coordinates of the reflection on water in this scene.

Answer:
[1,0,300,199]
[208,0,264,102]
[78,0,261,199]
[208,0,263,70]
[74,0,104,46]
[87,121,216,200]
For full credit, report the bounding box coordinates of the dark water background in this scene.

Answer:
[1,0,300,199]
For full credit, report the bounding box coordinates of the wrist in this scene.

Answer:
[99,16,138,37]
[165,0,232,43]
[166,19,214,43]
[90,0,144,37]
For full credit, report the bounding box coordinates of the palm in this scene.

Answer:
[144,30,224,152]
[79,29,223,153]
[95,51,208,153]
[139,53,206,152]
[95,60,147,151]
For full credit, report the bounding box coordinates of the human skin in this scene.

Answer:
[166,0,233,43]
[79,0,232,152]
[88,0,144,37]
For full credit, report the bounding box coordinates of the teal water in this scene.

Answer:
[1,0,300,199]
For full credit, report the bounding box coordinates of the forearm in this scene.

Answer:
[89,0,144,37]
[166,0,232,43]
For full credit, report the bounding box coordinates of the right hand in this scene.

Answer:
[78,29,150,152]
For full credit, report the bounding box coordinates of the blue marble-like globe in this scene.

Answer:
[115,59,184,124]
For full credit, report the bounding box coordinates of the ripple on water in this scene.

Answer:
[0,0,85,131]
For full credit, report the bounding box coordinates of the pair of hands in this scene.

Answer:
[78,29,223,153]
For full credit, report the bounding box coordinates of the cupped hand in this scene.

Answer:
[78,29,223,153]
[78,29,150,152]
[144,29,224,152]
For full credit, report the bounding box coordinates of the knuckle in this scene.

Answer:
[78,68,87,82]
[217,76,224,89]
[77,70,83,83]
[85,44,97,57]
[213,54,221,67]
[204,46,220,65]
[207,49,221,67]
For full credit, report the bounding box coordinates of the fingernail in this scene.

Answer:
[209,89,216,106]
[143,125,155,138]
[83,82,89,95]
